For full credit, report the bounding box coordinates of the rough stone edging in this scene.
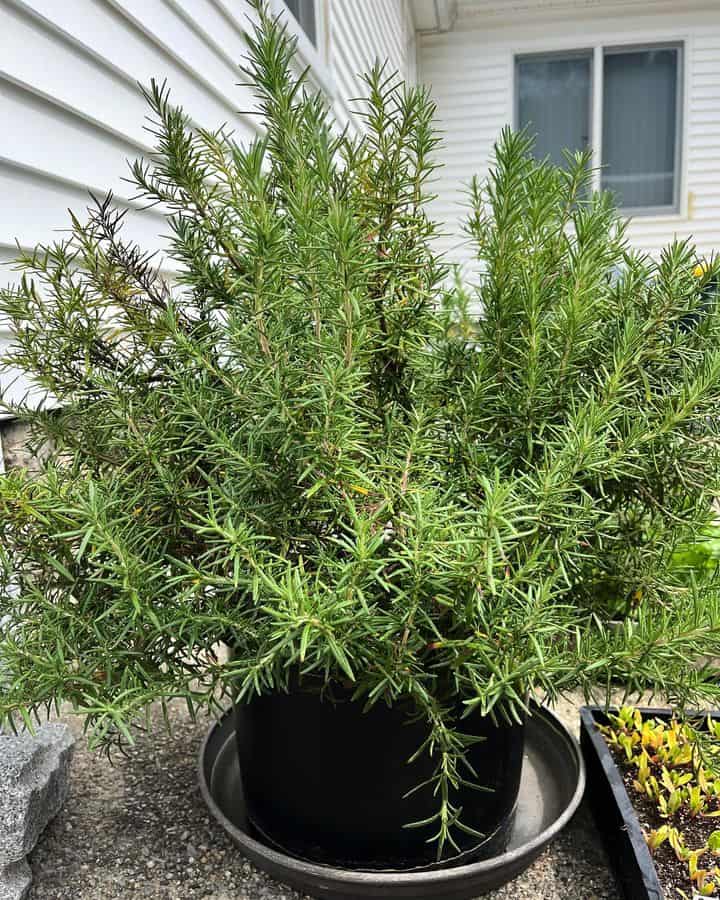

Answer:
[0,724,75,900]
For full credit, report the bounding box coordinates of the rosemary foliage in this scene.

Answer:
[2,3,720,856]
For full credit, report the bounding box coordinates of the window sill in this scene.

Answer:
[620,209,684,222]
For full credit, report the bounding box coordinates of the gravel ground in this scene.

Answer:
[27,698,621,900]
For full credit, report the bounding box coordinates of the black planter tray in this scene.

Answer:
[198,704,585,900]
[580,706,720,900]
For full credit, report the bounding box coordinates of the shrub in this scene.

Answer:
[2,2,720,854]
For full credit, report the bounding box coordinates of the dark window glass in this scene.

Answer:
[602,46,680,209]
[283,0,317,47]
[516,51,592,168]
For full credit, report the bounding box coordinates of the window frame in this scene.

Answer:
[268,0,334,99]
[513,40,686,218]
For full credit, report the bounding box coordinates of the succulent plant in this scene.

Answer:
[601,709,720,895]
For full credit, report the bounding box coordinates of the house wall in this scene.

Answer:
[331,0,417,129]
[0,0,415,413]
[419,0,720,272]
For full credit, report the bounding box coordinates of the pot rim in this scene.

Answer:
[197,699,586,886]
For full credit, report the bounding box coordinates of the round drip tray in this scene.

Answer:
[198,704,585,900]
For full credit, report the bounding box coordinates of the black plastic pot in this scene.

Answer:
[199,702,585,899]
[581,706,688,900]
[234,680,525,870]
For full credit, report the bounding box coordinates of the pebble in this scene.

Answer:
[25,697,621,899]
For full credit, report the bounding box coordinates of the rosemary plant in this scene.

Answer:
[2,2,720,855]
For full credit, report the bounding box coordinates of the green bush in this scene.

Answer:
[2,2,720,854]
[672,524,720,577]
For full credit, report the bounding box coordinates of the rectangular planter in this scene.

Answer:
[580,706,685,900]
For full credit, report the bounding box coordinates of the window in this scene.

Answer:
[515,43,683,214]
[282,0,317,47]
[516,51,592,168]
[602,46,680,210]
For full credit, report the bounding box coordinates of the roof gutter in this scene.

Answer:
[412,0,458,35]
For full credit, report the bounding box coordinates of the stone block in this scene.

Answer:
[0,860,31,900]
[0,725,74,900]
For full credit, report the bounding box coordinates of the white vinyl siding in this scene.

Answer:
[0,0,415,407]
[0,0,413,255]
[419,1,720,272]
[330,0,413,131]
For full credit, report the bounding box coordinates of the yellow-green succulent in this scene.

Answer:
[601,708,720,895]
